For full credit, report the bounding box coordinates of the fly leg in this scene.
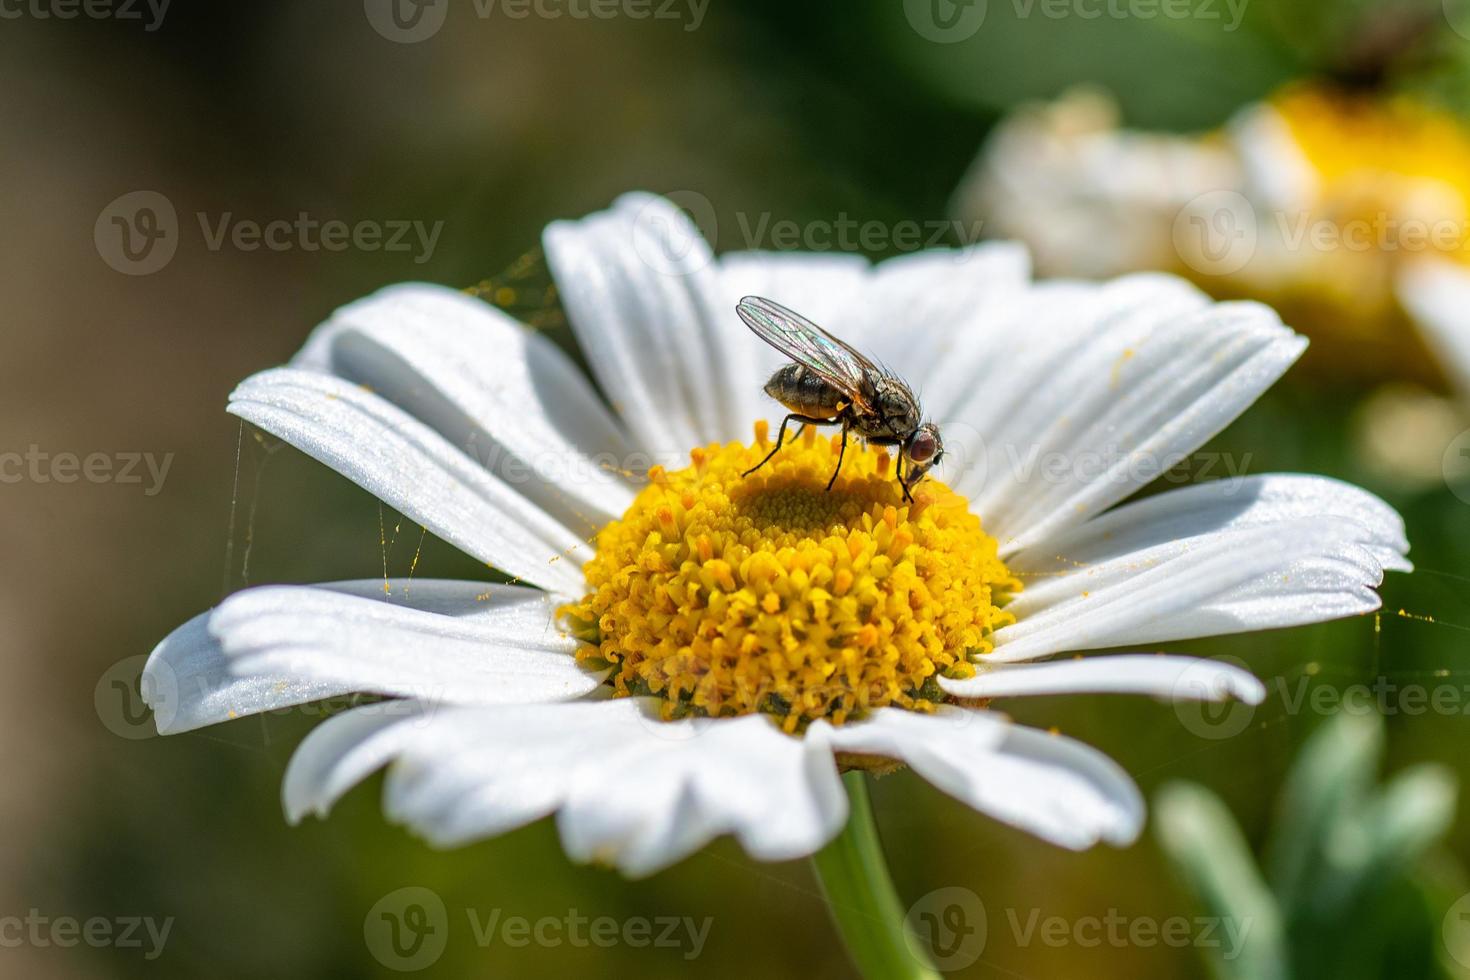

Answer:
[743,413,832,478]
[894,452,914,504]
[825,425,849,492]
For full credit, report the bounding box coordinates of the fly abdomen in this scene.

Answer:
[764,363,842,418]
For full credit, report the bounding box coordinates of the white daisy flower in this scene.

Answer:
[953,87,1245,282]
[145,192,1409,891]
[955,85,1470,398]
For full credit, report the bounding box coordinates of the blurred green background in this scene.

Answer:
[3,0,1469,976]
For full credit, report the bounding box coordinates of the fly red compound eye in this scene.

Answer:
[909,430,938,464]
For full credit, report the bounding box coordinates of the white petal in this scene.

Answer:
[285,698,848,877]
[551,707,844,876]
[212,582,601,703]
[1227,100,1318,211]
[1012,474,1411,574]
[284,698,436,822]
[924,275,1101,443]
[544,193,746,449]
[991,517,1389,662]
[823,709,1143,849]
[229,367,587,595]
[146,581,597,735]
[289,283,634,534]
[145,609,340,736]
[1398,256,1470,398]
[848,243,1035,380]
[717,250,872,326]
[932,275,1306,553]
[941,654,1265,703]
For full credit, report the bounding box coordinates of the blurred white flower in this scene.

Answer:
[954,87,1243,281]
[146,194,1408,877]
[956,85,1470,401]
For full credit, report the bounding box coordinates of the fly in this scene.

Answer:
[736,295,943,503]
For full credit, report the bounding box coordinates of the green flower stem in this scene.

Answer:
[811,771,941,980]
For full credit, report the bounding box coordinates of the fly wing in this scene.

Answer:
[736,296,877,408]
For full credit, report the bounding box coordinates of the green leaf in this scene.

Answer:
[1264,712,1383,914]
[1315,764,1458,920]
[1155,781,1289,980]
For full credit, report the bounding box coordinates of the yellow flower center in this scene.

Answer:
[562,422,1019,733]
[1275,83,1470,242]
[1203,83,1470,384]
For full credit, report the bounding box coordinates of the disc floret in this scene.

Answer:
[563,422,1019,732]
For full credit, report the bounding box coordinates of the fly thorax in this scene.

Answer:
[873,382,921,436]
